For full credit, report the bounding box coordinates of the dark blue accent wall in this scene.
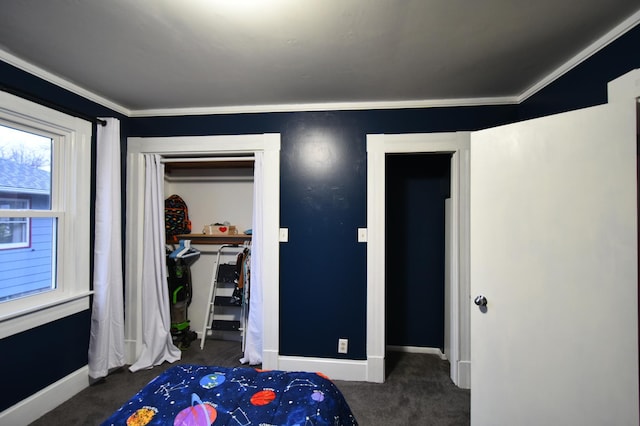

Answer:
[0,19,637,409]
[128,107,516,360]
[0,310,91,411]
[519,23,640,120]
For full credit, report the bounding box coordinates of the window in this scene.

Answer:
[0,91,92,338]
[0,125,52,299]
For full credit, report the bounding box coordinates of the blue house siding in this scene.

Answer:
[0,218,53,299]
[0,21,637,413]
[0,161,54,300]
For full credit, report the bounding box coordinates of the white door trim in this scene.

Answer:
[124,134,281,369]
[366,132,471,387]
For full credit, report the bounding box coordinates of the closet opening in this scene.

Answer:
[124,134,281,370]
[366,132,470,386]
[385,153,452,359]
[163,155,256,347]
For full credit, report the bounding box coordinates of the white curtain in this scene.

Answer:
[129,154,181,372]
[88,118,125,379]
[241,151,263,365]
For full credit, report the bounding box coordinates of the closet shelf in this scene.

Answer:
[174,233,252,245]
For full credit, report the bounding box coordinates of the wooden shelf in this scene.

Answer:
[165,159,254,171]
[173,233,251,245]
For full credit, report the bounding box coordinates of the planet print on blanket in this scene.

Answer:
[126,406,158,426]
[102,365,358,426]
[250,389,276,406]
[199,373,226,389]
[173,393,217,426]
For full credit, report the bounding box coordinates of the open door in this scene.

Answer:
[470,97,638,424]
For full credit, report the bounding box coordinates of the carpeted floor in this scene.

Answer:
[337,350,470,425]
[29,340,469,425]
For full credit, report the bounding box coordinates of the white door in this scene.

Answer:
[470,100,638,425]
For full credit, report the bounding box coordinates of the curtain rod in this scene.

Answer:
[0,84,107,126]
[161,156,254,163]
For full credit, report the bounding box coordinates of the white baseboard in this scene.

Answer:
[366,355,385,383]
[271,347,447,383]
[262,348,279,370]
[124,338,139,365]
[277,355,368,382]
[0,365,89,426]
[387,345,447,360]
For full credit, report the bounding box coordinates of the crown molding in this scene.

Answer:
[518,8,640,103]
[0,48,131,116]
[129,96,518,117]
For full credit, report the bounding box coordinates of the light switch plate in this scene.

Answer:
[358,228,367,242]
[279,228,289,242]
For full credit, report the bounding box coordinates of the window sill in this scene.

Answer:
[0,291,93,339]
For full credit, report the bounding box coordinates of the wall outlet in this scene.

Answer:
[338,338,348,354]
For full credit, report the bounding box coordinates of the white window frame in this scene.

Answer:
[0,91,92,339]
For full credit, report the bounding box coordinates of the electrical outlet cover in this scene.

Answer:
[338,338,348,354]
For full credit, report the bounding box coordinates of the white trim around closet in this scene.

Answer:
[124,134,281,370]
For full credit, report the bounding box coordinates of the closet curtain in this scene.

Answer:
[129,154,181,372]
[88,118,125,379]
[241,151,263,365]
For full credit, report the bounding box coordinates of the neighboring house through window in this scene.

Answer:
[0,143,51,300]
[0,91,92,338]
[0,197,31,249]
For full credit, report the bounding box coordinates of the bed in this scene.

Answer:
[101,364,358,425]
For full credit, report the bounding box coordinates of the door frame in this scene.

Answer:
[366,132,471,387]
[124,134,281,369]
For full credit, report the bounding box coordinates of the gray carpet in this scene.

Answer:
[29,340,469,425]
[337,350,470,425]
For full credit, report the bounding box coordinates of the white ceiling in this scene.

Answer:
[1,0,639,114]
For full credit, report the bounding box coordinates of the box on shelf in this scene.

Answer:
[202,224,237,236]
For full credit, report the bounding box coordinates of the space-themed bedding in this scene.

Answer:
[101,364,358,425]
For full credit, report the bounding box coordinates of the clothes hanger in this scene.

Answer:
[169,239,200,259]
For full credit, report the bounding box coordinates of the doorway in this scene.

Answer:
[385,153,451,352]
[124,134,281,369]
[366,132,470,387]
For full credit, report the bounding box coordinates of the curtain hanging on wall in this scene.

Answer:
[129,154,181,372]
[88,117,125,379]
[241,151,263,365]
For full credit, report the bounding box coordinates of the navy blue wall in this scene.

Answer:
[2,311,91,410]
[128,107,516,360]
[0,20,637,411]
[519,24,640,120]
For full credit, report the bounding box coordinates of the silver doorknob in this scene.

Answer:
[474,295,488,307]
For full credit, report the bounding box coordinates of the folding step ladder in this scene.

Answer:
[200,244,249,350]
